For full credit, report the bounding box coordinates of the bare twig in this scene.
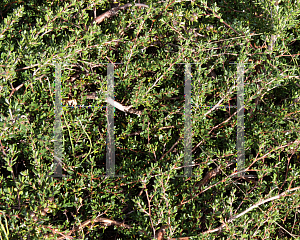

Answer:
[93,3,150,24]
[0,137,7,156]
[16,64,39,72]
[8,83,24,98]
[106,97,143,116]
[202,186,300,234]
[145,51,185,96]
[159,137,183,162]
[47,215,143,240]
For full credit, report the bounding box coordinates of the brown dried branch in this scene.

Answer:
[93,3,150,25]
[194,161,238,189]
[106,97,143,116]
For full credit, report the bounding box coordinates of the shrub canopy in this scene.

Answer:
[0,0,300,239]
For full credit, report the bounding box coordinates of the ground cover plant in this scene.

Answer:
[0,0,300,239]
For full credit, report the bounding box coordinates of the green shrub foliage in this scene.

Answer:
[0,0,299,239]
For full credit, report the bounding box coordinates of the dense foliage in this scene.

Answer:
[0,0,299,239]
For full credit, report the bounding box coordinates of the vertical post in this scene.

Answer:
[106,63,115,177]
[184,63,192,177]
[236,62,245,177]
[52,62,63,177]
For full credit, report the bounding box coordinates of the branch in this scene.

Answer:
[202,186,300,234]
[159,137,183,162]
[50,216,138,240]
[106,97,143,116]
[93,3,150,24]
[8,83,24,98]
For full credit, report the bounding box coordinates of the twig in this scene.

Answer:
[93,3,150,24]
[192,110,237,152]
[106,97,143,116]
[8,83,24,98]
[145,51,184,96]
[159,137,183,162]
[46,226,73,239]
[0,137,7,156]
[202,186,300,234]
[15,64,39,72]
[50,215,148,240]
